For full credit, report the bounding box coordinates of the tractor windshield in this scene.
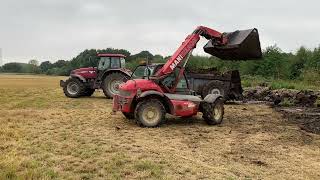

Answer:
[98,57,110,70]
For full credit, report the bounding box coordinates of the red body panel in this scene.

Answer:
[171,100,199,117]
[113,79,164,112]
[72,67,97,79]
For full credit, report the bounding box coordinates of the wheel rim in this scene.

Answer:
[213,103,223,120]
[107,79,122,95]
[67,82,79,95]
[210,88,221,95]
[142,106,160,124]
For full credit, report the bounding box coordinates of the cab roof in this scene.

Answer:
[98,54,126,58]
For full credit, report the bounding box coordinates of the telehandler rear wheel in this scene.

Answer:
[135,99,166,127]
[202,98,224,125]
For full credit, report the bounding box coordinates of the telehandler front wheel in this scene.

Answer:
[135,99,166,127]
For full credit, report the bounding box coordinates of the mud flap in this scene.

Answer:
[60,80,66,87]
[203,94,223,104]
[204,28,262,60]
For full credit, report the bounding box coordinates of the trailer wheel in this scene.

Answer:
[202,80,225,98]
[102,72,127,98]
[135,99,166,127]
[63,77,85,98]
[83,89,95,96]
[202,98,224,125]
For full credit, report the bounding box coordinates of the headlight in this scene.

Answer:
[119,89,131,97]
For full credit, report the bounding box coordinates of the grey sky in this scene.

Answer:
[0,0,319,64]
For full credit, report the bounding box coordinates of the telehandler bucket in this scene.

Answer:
[204,28,262,60]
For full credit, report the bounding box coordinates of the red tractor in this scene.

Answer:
[113,26,262,127]
[60,54,131,98]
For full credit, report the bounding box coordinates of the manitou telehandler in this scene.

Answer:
[113,26,262,127]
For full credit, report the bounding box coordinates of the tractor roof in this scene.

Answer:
[98,54,126,58]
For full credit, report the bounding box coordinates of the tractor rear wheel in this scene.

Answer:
[202,98,224,125]
[83,89,95,96]
[135,99,166,127]
[63,77,85,98]
[102,72,127,98]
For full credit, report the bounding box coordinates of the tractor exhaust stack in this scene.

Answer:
[204,28,262,60]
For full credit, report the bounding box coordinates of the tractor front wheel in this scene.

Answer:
[135,99,166,127]
[202,98,224,125]
[63,77,85,98]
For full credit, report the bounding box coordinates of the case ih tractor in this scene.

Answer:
[60,54,131,98]
[113,26,262,127]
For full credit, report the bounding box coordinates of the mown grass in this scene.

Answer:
[1,74,320,179]
[0,74,167,179]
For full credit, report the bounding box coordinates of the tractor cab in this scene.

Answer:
[96,54,126,77]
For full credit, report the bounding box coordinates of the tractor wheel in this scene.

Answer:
[122,112,134,119]
[202,80,225,99]
[135,99,166,127]
[202,98,224,125]
[83,89,95,97]
[63,77,85,98]
[102,72,127,98]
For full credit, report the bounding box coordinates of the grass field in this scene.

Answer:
[0,74,320,179]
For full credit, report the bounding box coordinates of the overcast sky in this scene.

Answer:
[0,0,319,64]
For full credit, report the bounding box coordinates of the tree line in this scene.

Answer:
[0,46,319,83]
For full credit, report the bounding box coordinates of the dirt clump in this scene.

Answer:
[243,86,318,107]
[277,107,320,134]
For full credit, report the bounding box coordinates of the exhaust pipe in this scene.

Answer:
[204,28,262,60]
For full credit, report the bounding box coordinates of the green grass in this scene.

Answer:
[133,160,164,179]
[242,75,320,91]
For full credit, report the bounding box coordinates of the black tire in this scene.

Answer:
[202,98,224,125]
[122,112,134,119]
[202,80,226,99]
[102,72,127,98]
[83,89,95,96]
[63,77,85,98]
[134,99,166,127]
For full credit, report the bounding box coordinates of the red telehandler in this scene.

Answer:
[113,26,262,127]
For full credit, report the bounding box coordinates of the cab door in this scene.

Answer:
[161,68,191,95]
[97,57,111,80]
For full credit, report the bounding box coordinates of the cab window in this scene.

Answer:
[111,57,120,68]
[162,68,188,91]
[98,57,110,70]
[132,65,155,79]
[120,58,125,68]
